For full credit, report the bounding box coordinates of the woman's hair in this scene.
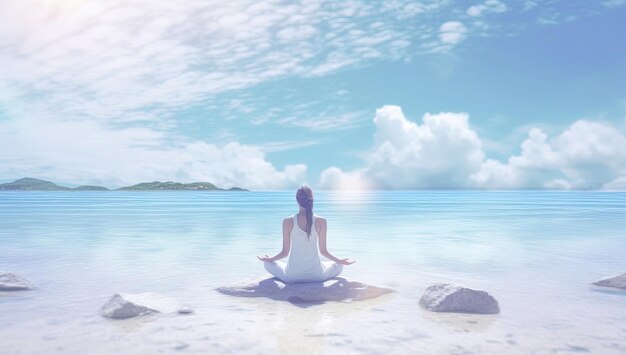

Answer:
[296,185,314,238]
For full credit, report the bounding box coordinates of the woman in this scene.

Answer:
[257,185,355,283]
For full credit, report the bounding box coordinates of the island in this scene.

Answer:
[0,177,71,191]
[0,177,247,191]
[226,187,247,191]
[119,181,222,191]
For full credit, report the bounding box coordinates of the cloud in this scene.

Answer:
[276,25,318,42]
[0,117,306,189]
[0,1,613,126]
[603,176,626,190]
[1,0,437,188]
[522,1,538,11]
[439,21,468,45]
[467,0,507,17]
[472,121,626,189]
[319,106,626,190]
[0,1,616,127]
[470,128,562,189]
[0,1,622,190]
[319,106,485,189]
[0,0,431,127]
[277,111,368,130]
[602,0,626,8]
[319,167,373,191]
[422,19,468,53]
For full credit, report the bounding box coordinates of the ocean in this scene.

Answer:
[1,191,625,354]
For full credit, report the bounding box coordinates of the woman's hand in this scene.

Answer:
[257,255,272,262]
[338,258,355,265]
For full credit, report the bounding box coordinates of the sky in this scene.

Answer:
[1,0,625,190]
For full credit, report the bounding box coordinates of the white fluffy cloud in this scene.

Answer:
[467,0,507,17]
[472,121,626,189]
[0,118,306,189]
[320,106,485,189]
[320,106,626,190]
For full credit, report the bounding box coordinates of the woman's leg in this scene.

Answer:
[263,261,289,282]
[321,261,343,280]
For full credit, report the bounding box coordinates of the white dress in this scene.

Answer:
[264,214,343,283]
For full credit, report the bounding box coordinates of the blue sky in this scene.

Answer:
[0,0,625,189]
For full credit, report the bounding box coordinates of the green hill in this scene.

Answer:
[0,177,70,190]
[118,181,244,191]
[0,178,248,191]
[227,187,248,191]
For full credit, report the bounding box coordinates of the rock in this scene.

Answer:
[177,306,194,315]
[419,283,500,314]
[100,293,191,319]
[0,271,31,291]
[217,277,393,306]
[593,273,626,290]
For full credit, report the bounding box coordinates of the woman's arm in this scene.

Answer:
[257,218,292,262]
[317,217,355,265]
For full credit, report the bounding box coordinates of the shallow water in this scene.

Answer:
[1,191,625,354]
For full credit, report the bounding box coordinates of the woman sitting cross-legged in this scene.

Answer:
[257,185,355,283]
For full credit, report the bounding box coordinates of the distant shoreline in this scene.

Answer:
[0,178,248,192]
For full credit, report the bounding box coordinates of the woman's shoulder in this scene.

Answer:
[313,214,327,224]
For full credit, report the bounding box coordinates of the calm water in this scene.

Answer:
[1,191,625,354]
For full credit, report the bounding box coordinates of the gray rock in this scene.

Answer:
[593,273,626,290]
[0,271,31,291]
[177,306,194,315]
[217,277,393,306]
[100,293,191,319]
[419,283,500,314]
